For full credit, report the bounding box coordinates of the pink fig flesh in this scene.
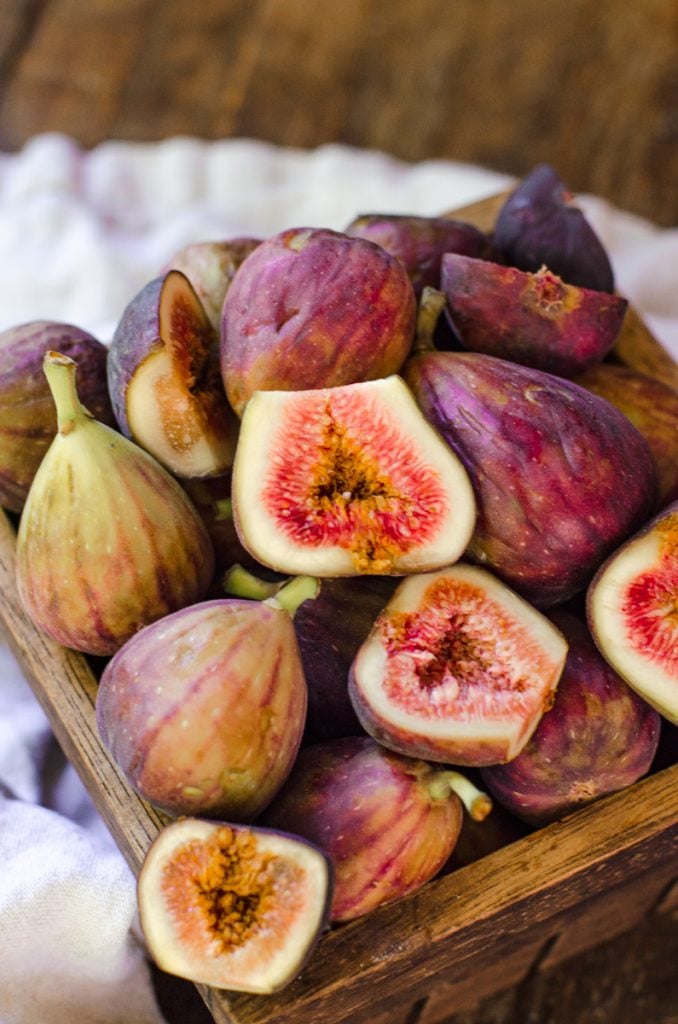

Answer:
[220,227,416,416]
[349,564,568,766]
[481,610,661,825]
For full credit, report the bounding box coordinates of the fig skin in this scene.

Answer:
[16,353,215,656]
[345,214,494,296]
[587,499,678,725]
[108,269,239,479]
[480,610,661,826]
[0,321,115,512]
[440,255,628,377]
[220,227,417,416]
[162,237,261,332]
[137,817,332,994]
[261,736,489,923]
[573,362,678,508]
[494,164,615,293]
[180,472,261,574]
[405,349,658,607]
[96,592,310,819]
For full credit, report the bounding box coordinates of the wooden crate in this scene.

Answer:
[0,195,676,1024]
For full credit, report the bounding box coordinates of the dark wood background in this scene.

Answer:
[0,2,676,1023]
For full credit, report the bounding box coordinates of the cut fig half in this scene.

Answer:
[349,563,568,765]
[588,500,678,725]
[231,375,476,576]
[108,270,238,479]
[138,818,332,994]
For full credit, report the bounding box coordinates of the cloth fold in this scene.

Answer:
[0,134,676,1024]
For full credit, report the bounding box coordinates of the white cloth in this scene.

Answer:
[0,134,676,1024]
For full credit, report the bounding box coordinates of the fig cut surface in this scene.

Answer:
[232,376,476,576]
[138,818,332,994]
[349,563,568,765]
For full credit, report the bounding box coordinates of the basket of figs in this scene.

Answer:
[0,166,676,1024]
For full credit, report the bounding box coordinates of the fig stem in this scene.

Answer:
[213,497,233,522]
[266,575,319,618]
[428,770,493,821]
[412,286,446,354]
[222,564,282,601]
[43,351,94,433]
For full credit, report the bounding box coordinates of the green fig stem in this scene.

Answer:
[222,564,281,601]
[427,770,493,821]
[213,497,233,522]
[43,351,93,433]
[412,286,446,354]
[266,575,319,618]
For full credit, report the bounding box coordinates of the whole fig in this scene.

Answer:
[162,236,260,331]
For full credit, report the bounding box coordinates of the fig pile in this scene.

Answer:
[4,164,675,995]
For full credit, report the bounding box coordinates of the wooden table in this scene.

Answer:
[0,3,676,1023]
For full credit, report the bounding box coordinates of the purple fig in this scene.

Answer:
[405,349,658,606]
[0,321,115,512]
[96,577,316,819]
[440,255,627,377]
[108,270,239,478]
[261,736,491,922]
[345,213,494,296]
[220,227,416,416]
[138,817,332,993]
[162,237,260,332]
[481,610,661,825]
[494,164,614,293]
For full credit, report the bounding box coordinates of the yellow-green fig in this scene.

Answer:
[16,351,215,655]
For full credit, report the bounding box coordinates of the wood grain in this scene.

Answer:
[0,0,676,226]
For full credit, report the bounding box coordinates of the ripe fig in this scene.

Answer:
[138,817,332,993]
[405,349,658,606]
[0,321,115,512]
[261,736,491,923]
[493,164,614,293]
[231,375,476,576]
[16,352,214,656]
[96,577,315,819]
[344,214,493,296]
[349,564,568,765]
[480,610,661,825]
[440,255,627,377]
[220,227,416,416]
[108,269,238,478]
[163,237,260,331]
[587,499,678,725]
[573,362,678,508]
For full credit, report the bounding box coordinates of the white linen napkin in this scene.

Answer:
[0,134,676,1024]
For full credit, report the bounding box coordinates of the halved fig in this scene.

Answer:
[231,376,476,576]
[440,255,627,377]
[138,818,332,993]
[108,270,238,478]
[349,563,568,765]
[587,500,678,725]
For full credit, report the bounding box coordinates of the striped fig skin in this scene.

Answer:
[0,321,114,512]
[96,599,307,819]
[16,417,215,656]
[261,736,463,922]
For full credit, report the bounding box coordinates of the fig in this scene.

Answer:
[261,736,491,922]
[220,227,416,416]
[573,362,678,508]
[493,164,615,293]
[231,375,477,576]
[16,352,214,656]
[138,817,332,993]
[96,577,315,818]
[344,213,493,296]
[349,563,568,765]
[405,349,658,606]
[181,472,261,574]
[163,237,261,331]
[587,499,678,725]
[440,255,627,377]
[0,321,115,513]
[480,610,661,825]
[108,269,238,478]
